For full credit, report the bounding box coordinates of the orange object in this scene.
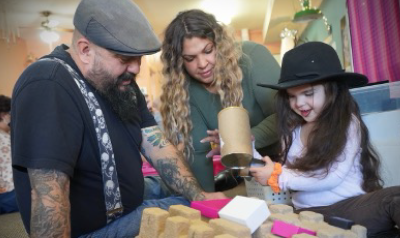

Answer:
[210,142,218,150]
[267,163,282,193]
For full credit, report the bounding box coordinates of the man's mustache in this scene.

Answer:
[116,72,135,85]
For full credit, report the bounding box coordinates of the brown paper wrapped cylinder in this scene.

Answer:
[218,107,253,168]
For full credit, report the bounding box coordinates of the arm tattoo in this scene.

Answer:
[155,157,205,201]
[28,168,71,238]
[142,126,205,200]
[143,127,170,149]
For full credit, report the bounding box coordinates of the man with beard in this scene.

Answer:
[10,0,226,237]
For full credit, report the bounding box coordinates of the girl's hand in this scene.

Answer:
[200,129,220,158]
[249,156,275,186]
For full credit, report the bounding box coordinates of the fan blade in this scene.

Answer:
[53,27,74,33]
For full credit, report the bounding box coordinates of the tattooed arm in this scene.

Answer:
[141,126,226,201]
[28,168,71,238]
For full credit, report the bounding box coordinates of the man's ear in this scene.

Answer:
[75,37,93,64]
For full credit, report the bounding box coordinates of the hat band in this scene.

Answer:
[295,72,320,78]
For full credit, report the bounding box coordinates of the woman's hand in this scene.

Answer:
[200,129,221,158]
[249,156,275,186]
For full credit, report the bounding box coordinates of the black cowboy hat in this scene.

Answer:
[257,41,368,90]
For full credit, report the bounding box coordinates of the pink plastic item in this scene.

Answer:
[271,220,316,237]
[213,155,225,175]
[191,198,232,218]
[142,162,159,176]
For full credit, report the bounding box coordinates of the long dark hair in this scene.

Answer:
[276,81,383,192]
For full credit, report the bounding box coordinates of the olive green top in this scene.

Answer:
[188,41,281,191]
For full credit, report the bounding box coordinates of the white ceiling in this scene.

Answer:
[1,0,322,44]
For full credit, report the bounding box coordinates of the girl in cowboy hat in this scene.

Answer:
[252,41,400,236]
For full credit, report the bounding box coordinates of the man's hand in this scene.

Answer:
[28,168,71,238]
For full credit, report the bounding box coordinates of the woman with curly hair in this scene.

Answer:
[160,9,280,192]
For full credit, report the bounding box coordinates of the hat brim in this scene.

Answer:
[107,47,161,57]
[257,72,368,90]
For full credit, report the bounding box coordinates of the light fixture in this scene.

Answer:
[201,0,238,25]
[292,0,322,23]
[322,16,332,34]
[40,30,60,44]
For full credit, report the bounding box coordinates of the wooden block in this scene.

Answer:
[317,225,346,238]
[265,234,281,238]
[252,221,273,238]
[163,216,190,237]
[169,204,201,221]
[343,230,358,238]
[269,204,294,214]
[187,224,215,238]
[138,207,169,238]
[190,219,209,227]
[292,234,317,237]
[299,211,324,223]
[209,218,251,238]
[351,224,367,238]
[299,220,328,232]
[268,213,301,226]
[214,234,238,238]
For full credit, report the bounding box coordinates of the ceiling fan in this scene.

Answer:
[33,11,74,48]
[39,10,73,33]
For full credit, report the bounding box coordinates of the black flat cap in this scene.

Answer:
[73,0,161,56]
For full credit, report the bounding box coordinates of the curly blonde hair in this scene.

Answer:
[160,9,243,160]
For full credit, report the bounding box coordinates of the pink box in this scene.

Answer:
[191,198,232,219]
[271,220,316,237]
[213,155,225,176]
[142,161,159,176]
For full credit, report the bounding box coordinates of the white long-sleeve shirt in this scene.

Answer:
[278,115,365,209]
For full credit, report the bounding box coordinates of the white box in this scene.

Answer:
[218,196,270,233]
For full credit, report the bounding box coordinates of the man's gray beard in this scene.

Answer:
[87,72,140,124]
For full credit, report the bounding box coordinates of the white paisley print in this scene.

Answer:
[0,130,13,193]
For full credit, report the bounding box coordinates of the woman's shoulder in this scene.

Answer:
[241,41,269,55]
[241,40,260,49]
[240,41,277,68]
